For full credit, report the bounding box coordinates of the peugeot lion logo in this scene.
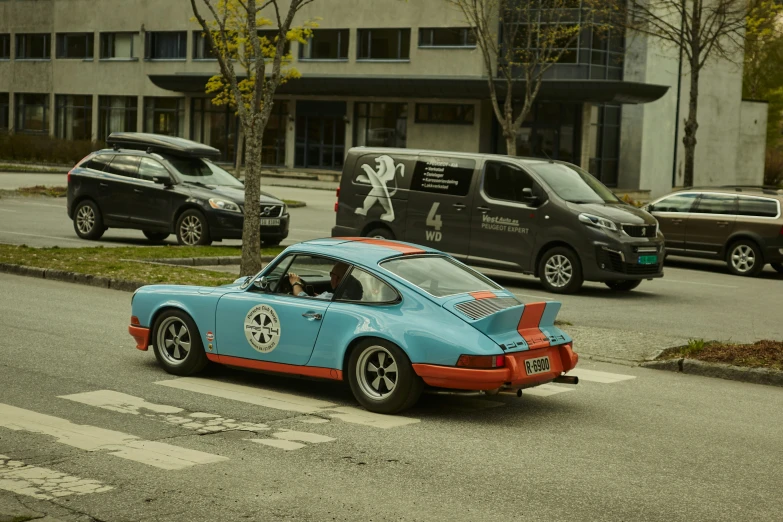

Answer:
[641,227,647,237]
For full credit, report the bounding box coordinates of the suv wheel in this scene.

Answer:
[143,230,169,243]
[73,200,105,240]
[364,227,395,240]
[176,210,212,246]
[538,246,583,294]
[772,262,783,274]
[605,280,642,292]
[727,240,764,277]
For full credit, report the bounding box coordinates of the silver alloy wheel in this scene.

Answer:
[156,316,192,366]
[731,244,756,273]
[355,345,398,400]
[76,205,96,234]
[545,254,573,288]
[179,215,202,245]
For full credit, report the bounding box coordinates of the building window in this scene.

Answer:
[354,102,407,148]
[588,104,621,187]
[299,29,348,60]
[258,29,291,54]
[56,33,94,59]
[0,93,9,131]
[55,95,93,141]
[144,31,186,60]
[495,102,579,165]
[191,98,237,163]
[418,27,476,48]
[100,33,139,59]
[192,31,216,59]
[16,34,51,60]
[588,27,624,80]
[415,103,475,124]
[98,96,138,141]
[0,34,10,59]
[15,93,50,133]
[143,97,184,137]
[357,29,410,60]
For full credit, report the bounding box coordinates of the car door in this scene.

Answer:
[466,160,542,272]
[648,192,699,253]
[685,193,738,256]
[214,254,333,366]
[98,154,141,223]
[403,155,476,259]
[130,157,177,228]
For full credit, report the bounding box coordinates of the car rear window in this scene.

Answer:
[737,196,779,218]
[381,255,501,298]
[80,153,112,172]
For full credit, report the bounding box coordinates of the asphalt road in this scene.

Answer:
[1,273,781,522]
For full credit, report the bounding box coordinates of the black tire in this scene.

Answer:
[143,230,169,243]
[771,262,783,274]
[364,227,395,240]
[605,280,642,292]
[72,199,105,240]
[152,309,208,376]
[176,209,212,246]
[538,246,584,294]
[347,338,423,414]
[726,239,764,277]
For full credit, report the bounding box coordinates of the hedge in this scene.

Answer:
[0,134,104,165]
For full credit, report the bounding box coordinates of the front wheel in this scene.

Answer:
[726,240,763,277]
[176,209,212,246]
[347,339,423,414]
[152,309,208,376]
[538,246,583,294]
[605,280,642,292]
[771,262,783,274]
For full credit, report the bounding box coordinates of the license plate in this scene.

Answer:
[524,356,551,376]
[638,255,658,265]
[260,218,280,226]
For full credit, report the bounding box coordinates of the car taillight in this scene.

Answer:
[456,354,505,368]
[334,202,339,212]
[336,187,340,197]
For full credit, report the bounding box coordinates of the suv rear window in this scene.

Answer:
[737,196,779,218]
[381,255,501,297]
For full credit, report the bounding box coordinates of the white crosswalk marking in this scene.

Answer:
[0,403,228,470]
[0,455,113,500]
[252,439,305,451]
[566,368,637,384]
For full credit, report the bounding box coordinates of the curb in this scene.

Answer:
[641,358,783,387]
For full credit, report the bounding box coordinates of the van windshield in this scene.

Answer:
[531,162,620,204]
[381,255,501,298]
[161,155,244,188]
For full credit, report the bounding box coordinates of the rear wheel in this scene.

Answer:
[348,339,422,414]
[726,240,763,277]
[771,262,783,274]
[538,246,583,294]
[176,209,212,246]
[143,230,169,242]
[152,309,208,376]
[364,227,394,240]
[73,200,105,240]
[605,280,642,292]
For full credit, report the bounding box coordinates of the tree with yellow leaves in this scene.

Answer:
[190,0,318,276]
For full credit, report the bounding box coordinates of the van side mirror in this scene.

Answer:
[522,187,538,204]
[645,204,654,212]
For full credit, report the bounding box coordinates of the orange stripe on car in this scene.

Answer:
[335,237,425,255]
[205,353,343,381]
[517,302,551,349]
[470,291,496,300]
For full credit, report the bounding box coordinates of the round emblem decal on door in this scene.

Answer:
[244,304,281,353]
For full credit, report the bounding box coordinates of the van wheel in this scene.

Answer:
[605,280,641,292]
[726,240,763,277]
[771,262,783,274]
[364,227,394,240]
[538,247,583,294]
[176,210,212,246]
[73,200,105,240]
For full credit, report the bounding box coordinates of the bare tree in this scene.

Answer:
[619,0,766,187]
[190,0,317,276]
[445,0,606,155]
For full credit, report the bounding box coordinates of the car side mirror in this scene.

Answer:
[153,175,173,186]
[644,204,654,212]
[253,276,269,291]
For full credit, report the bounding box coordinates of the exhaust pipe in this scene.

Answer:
[553,375,579,385]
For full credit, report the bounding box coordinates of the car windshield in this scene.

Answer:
[381,255,501,298]
[531,162,620,204]
[162,155,244,188]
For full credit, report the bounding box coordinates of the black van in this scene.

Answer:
[331,147,664,294]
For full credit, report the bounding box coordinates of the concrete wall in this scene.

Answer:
[735,101,768,184]
[407,100,481,153]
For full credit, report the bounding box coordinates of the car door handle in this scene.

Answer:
[302,312,322,321]
[99,182,109,187]
[477,206,490,213]
[133,188,144,194]
[716,221,729,227]
[671,219,683,224]
[453,203,466,211]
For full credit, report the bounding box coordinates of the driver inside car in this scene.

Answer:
[288,262,349,299]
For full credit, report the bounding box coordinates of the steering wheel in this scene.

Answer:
[281,274,309,295]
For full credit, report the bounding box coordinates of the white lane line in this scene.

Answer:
[0,455,113,500]
[251,439,305,451]
[0,403,228,470]
[156,378,421,429]
[0,208,18,213]
[60,390,269,435]
[566,368,637,383]
[657,278,737,289]
[0,230,88,243]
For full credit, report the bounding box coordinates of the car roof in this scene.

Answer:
[105,132,222,159]
[670,185,783,198]
[285,237,444,265]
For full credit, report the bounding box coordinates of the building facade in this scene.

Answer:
[0,0,767,197]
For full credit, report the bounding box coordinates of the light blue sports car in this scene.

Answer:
[129,238,579,414]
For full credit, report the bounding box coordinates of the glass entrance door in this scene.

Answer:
[294,101,347,170]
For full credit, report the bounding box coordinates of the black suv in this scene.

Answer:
[66,133,290,246]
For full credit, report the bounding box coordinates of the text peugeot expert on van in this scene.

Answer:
[331,147,665,294]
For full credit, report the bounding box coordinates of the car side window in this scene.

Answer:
[138,158,169,182]
[653,193,698,213]
[104,155,141,178]
[482,161,539,204]
[693,194,737,215]
[334,267,399,304]
[737,196,779,218]
[272,254,341,298]
[81,154,112,172]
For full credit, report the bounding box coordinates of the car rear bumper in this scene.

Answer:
[412,343,578,391]
[129,325,150,351]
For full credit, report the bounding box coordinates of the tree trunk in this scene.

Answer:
[682,61,700,188]
[505,131,517,156]
[239,122,264,276]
